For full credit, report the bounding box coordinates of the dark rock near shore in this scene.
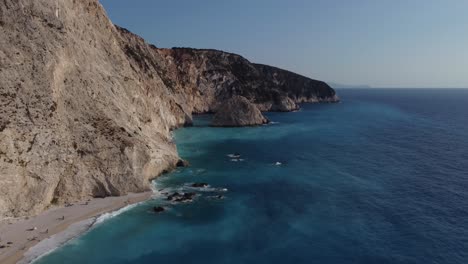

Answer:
[166,192,197,203]
[207,194,225,200]
[212,96,269,127]
[166,192,180,201]
[176,159,190,167]
[191,183,209,188]
[153,206,165,213]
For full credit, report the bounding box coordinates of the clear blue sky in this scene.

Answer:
[100,0,468,88]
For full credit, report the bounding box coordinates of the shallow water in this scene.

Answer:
[37,89,468,264]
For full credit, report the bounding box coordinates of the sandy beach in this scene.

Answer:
[0,192,152,264]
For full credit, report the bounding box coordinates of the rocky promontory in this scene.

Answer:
[153,47,339,113]
[212,96,269,127]
[0,0,338,217]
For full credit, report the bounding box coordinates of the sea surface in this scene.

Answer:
[37,89,468,264]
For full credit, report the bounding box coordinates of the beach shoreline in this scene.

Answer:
[0,192,152,264]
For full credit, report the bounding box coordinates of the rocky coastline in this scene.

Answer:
[212,96,269,127]
[0,0,338,219]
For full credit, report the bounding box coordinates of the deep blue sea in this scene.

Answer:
[37,89,468,264]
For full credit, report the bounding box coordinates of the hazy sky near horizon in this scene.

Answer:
[100,0,468,88]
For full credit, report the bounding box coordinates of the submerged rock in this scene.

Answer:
[212,96,269,127]
[153,206,165,213]
[166,192,180,201]
[208,195,225,200]
[166,192,197,203]
[191,183,209,188]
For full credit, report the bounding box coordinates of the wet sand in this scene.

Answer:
[0,192,152,264]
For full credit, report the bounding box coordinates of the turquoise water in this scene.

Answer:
[37,89,468,264]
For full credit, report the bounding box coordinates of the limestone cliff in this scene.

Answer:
[0,0,338,217]
[153,47,339,113]
[212,96,269,127]
[0,0,185,217]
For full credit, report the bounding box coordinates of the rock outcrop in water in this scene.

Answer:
[0,0,338,217]
[212,96,269,127]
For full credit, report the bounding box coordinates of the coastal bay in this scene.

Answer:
[34,89,468,264]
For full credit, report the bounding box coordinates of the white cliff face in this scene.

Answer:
[0,0,338,217]
[212,96,269,127]
[0,0,183,217]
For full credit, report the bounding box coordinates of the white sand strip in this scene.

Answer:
[0,192,152,264]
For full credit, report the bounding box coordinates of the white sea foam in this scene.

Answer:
[21,218,95,264]
[24,197,149,263]
[230,158,245,162]
[94,203,139,225]
[195,168,206,174]
[150,181,166,199]
[205,187,228,193]
[178,183,228,193]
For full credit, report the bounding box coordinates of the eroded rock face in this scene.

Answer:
[270,96,299,112]
[212,96,269,127]
[153,47,339,113]
[0,0,338,217]
[0,0,183,217]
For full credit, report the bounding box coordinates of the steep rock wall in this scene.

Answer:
[0,0,338,217]
[0,0,184,217]
[154,47,339,113]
